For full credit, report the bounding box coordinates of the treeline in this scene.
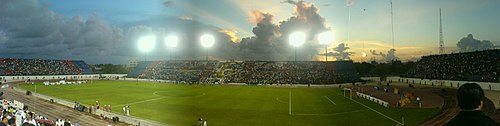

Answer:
[354,60,416,77]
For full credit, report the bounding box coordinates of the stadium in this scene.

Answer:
[1,0,500,126]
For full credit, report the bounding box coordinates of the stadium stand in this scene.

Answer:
[405,49,500,82]
[128,60,360,84]
[127,61,152,78]
[0,58,93,76]
[72,61,93,74]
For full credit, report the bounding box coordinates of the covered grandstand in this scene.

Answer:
[127,60,360,84]
[0,58,93,76]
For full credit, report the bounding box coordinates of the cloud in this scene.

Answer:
[0,31,7,44]
[456,34,495,52]
[248,10,274,25]
[370,48,400,62]
[163,0,174,7]
[239,1,329,61]
[281,0,297,5]
[0,0,124,62]
[240,10,281,57]
[178,15,193,20]
[329,43,353,61]
[219,29,238,43]
[0,0,241,63]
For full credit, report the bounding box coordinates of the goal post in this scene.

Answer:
[343,88,352,99]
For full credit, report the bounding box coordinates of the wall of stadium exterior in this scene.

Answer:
[384,76,500,91]
[0,74,127,82]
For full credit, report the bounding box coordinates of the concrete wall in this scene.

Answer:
[386,76,500,91]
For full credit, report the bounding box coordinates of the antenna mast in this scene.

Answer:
[439,8,445,54]
[390,0,395,49]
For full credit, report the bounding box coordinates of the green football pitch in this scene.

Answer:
[19,80,438,126]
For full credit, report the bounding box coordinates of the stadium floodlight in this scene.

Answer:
[164,35,178,48]
[138,35,157,53]
[289,32,306,61]
[200,34,215,60]
[318,31,334,61]
[138,35,157,61]
[200,34,215,48]
[289,32,306,47]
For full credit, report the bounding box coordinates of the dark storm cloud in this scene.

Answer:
[0,0,335,63]
[456,34,495,52]
[239,1,330,61]
[0,0,237,63]
[239,10,280,57]
[0,0,125,63]
[330,43,353,61]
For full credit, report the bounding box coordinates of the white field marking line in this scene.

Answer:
[276,98,288,104]
[329,88,404,125]
[292,109,369,116]
[112,96,167,108]
[153,91,206,98]
[112,92,206,108]
[324,96,337,105]
[289,90,292,115]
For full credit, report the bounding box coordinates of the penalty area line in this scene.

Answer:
[289,90,292,115]
[328,88,403,125]
[324,96,337,105]
[292,109,369,116]
[350,97,404,125]
[112,96,167,108]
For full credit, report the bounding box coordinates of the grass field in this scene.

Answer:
[19,80,438,126]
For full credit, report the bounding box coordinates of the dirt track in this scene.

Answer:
[1,82,128,126]
[351,83,499,126]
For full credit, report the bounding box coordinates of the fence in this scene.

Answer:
[356,92,389,107]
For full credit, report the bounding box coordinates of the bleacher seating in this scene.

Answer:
[127,61,152,78]
[0,58,93,76]
[130,60,360,84]
[73,61,93,74]
[405,49,500,82]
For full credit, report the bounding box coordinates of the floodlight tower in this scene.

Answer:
[318,31,334,61]
[289,32,306,62]
[164,35,179,60]
[439,8,445,54]
[200,34,215,61]
[138,35,157,61]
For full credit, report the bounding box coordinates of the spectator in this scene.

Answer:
[446,83,498,126]
[0,116,8,126]
[406,49,500,82]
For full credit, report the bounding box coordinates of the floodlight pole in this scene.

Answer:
[325,45,328,61]
[205,48,209,61]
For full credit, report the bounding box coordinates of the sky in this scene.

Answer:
[0,0,499,64]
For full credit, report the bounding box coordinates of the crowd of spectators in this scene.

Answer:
[0,58,91,76]
[405,49,500,82]
[0,99,77,126]
[136,60,359,84]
